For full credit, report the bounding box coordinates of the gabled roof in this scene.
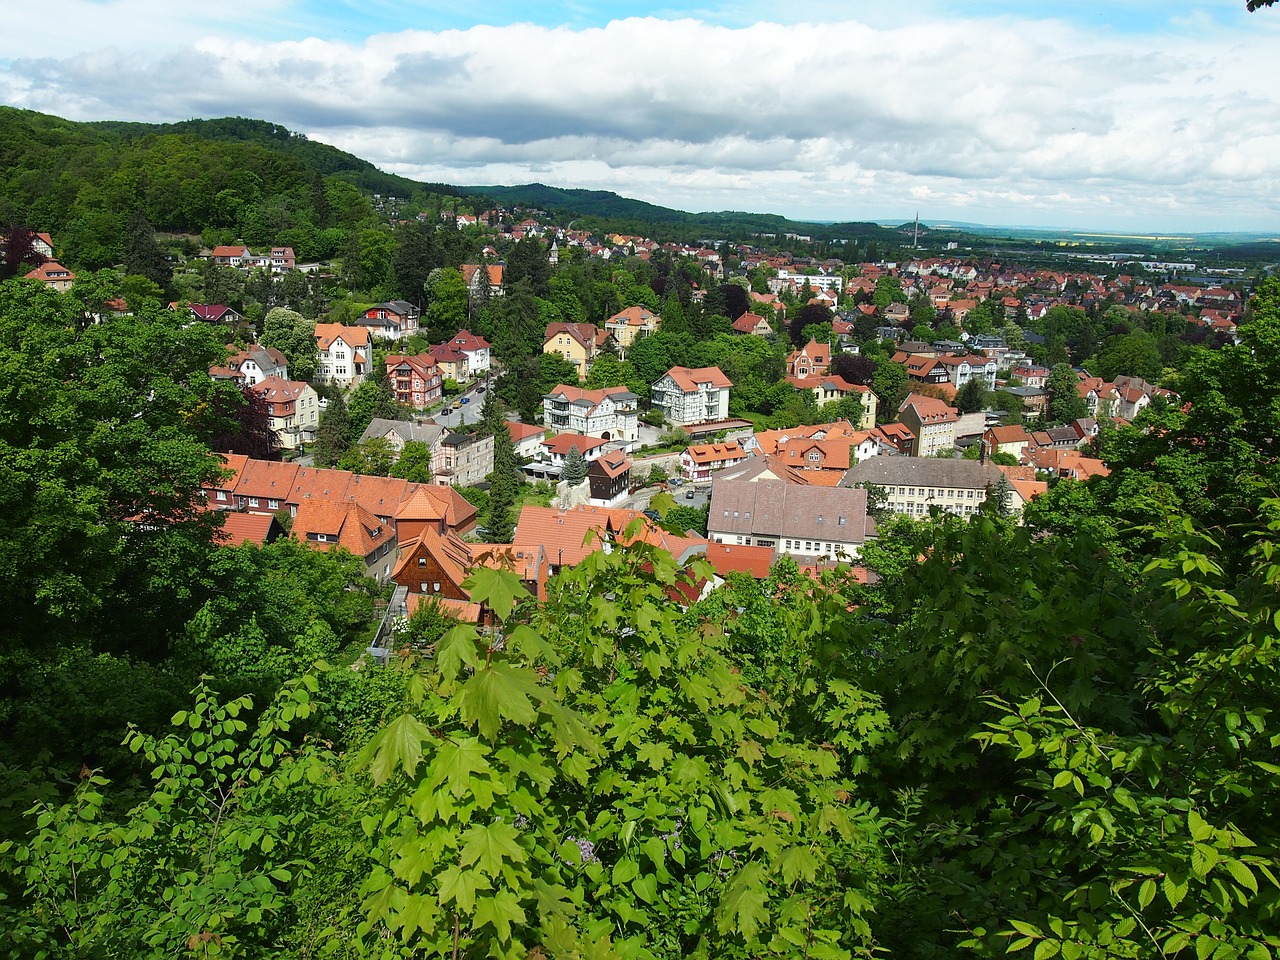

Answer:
[292,499,389,559]
[606,305,659,327]
[250,376,309,403]
[589,450,631,479]
[708,479,875,543]
[314,323,371,350]
[660,365,733,392]
[391,525,473,587]
[215,511,280,546]
[699,542,775,579]
[542,433,609,456]
[842,457,1004,491]
[544,322,607,350]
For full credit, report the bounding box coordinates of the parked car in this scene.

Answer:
[685,490,695,499]
[643,509,661,521]
[476,386,486,393]
[460,396,471,404]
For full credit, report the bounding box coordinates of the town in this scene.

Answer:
[2,107,1277,960]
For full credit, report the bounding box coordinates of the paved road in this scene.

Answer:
[433,384,488,430]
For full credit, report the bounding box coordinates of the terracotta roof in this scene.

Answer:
[292,499,390,559]
[314,323,370,351]
[606,305,659,327]
[684,441,748,466]
[590,450,631,480]
[512,505,649,568]
[661,365,733,392]
[405,594,484,623]
[215,511,279,546]
[506,421,545,444]
[210,453,250,492]
[544,322,607,350]
[699,542,775,579]
[391,525,473,586]
[542,433,609,456]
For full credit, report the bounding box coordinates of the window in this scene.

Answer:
[433,582,441,592]
[418,558,427,567]
[216,491,227,501]
[248,497,259,508]
[838,516,846,526]
[268,499,279,509]
[420,582,429,592]
[316,533,328,542]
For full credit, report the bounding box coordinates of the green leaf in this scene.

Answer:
[436,624,479,678]
[358,713,436,786]
[1138,878,1156,909]
[1163,872,1188,909]
[1188,809,1213,842]
[437,864,489,914]
[632,872,658,904]
[1223,858,1258,893]
[506,624,561,665]
[427,736,490,799]
[460,820,528,877]
[716,863,769,943]
[1034,940,1060,960]
[473,889,526,942]
[464,566,530,621]
[779,845,819,885]
[458,661,543,740]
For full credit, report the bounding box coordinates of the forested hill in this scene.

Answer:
[0,107,904,260]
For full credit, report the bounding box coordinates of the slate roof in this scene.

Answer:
[708,479,875,543]
[842,457,1005,490]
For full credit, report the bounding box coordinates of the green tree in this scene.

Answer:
[261,306,317,383]
[313,390,350,466]
[561,444,587,486]
[424,267,469,342]
[1046,361,1087,425]
[123,207,171,291]
[953,377,990,414]
[390,439,433,482]
[338,435,396,476]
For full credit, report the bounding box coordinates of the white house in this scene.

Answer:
[651,366,732,427]
[542,385,640,447]
[314,324,371,388]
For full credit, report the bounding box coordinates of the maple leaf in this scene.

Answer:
[458,661,542,740]
[426,736,491,799]
[460,820,528,877]
[716,862,770,942]
[473,888,526,942]
[357,713,435,787]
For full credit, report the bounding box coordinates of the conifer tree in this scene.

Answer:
[561,444,587,486]
[313,390,350,467]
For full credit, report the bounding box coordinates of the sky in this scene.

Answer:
[4,1,1280,233]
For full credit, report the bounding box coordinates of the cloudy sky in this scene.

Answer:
[4,1,1280,233]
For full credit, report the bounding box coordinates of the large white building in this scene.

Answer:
[542,385,640,447]
[651,366,732,427]
[314,323,371,388]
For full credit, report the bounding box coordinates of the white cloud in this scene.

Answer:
[3,7,1280,229]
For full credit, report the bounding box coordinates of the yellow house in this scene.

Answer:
[603,306,659,353]
[543,322,609,378]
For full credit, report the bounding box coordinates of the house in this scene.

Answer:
[292,499,399,580]
[587,451,632,507]
[385,354,443,408]
[934,354,998,390]
[360,301,420,341]
[982,424,1033,461]
[883,302,910,325]
[434,432,494,487]
[461,263,505,298]
[651,366,733,427]
[731,311,774,336]
[543,322,611,378]
[391,524,476,607]
[525,433,610,481]
[24,261,75,291]
[181,303,245,326]
[358,418,445,457]
[223,344,289,385]
[219,457,477,536]
[872,422,915,456]
[249,376,321,450]
[429,330,491,382]
[314,324,371,388]
[897,393,959,457]
[786,339,831,380]
[269,247,296,273]
[211,245,252,267]
[842,458,1007,519]
[542,385,639,446]
[707,476,875,561]
[507,421,547,462]
[604,306,659,353]
[1011,364,1051,388]
[680,441,750,482]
